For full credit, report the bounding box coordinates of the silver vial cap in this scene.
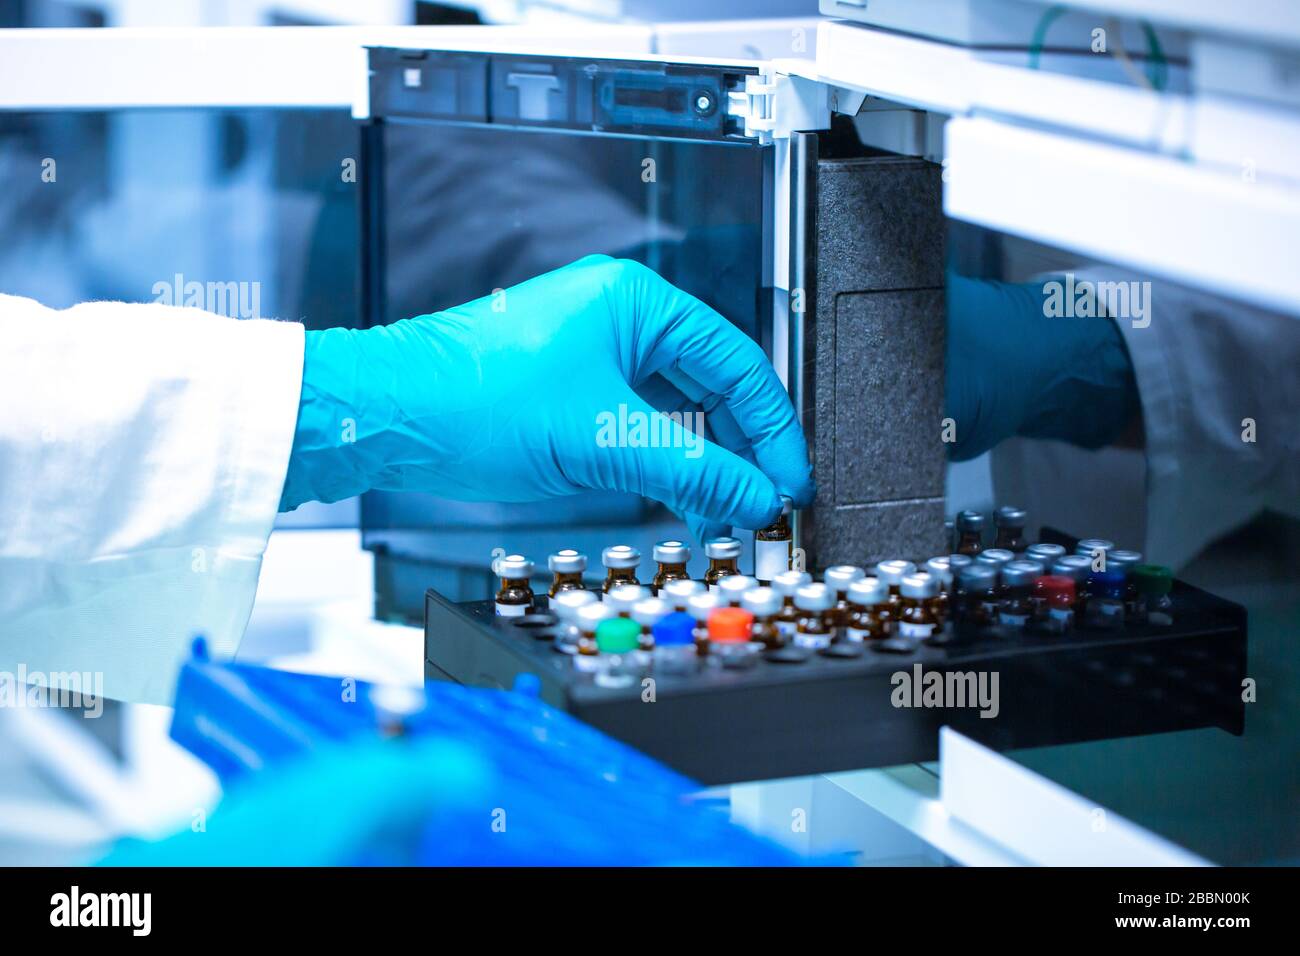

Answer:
[548,549,587,574]
[875,559,917,586]
[771,570,812,596]
[956,509,985,531]
[1052,554,1092,583]
[848,577,887,606]
[901,573,938,600]
[576,602,613,630]
[653,539,691,564]
[1076,538,1115,557]
[741,586,782,617]
[718,575,758,602]
[1024,543,1066,564]
[947,553,974,573]
[632,597,669,628]
[601,544,641,570]
[551,589,597,622]
[924,556,952,585]
[1002,560,1044,587]
[606,583,650,614]
[794,582,834,612]
[1109,549,1143,568]
[663,579,706,603]
[995,505,1028,527]
[976,548,1016,566]
[704,536,742,560]
[687,591,720,622]
[824,565,866,591]
[497,554,533,579]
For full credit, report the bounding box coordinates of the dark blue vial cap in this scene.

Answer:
[653,611,697,646]
[1088,568,1126,597]
[190,634,209,661]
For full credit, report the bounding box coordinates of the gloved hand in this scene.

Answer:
[279,255,814,542]
[945,272,1140,461]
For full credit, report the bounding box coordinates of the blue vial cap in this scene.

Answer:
[653,612,697,646]
[190,634,209,661]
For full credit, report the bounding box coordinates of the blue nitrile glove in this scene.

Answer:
[945,272,1140,461]
[279,255,815,543]
[101,737,492,866]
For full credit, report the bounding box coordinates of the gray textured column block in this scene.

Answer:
[800,154,947,569]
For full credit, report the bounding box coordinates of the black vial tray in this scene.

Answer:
[423,578,1247,785]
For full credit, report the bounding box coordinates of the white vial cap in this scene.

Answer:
[704,536,742,560]
[548,549,587,574]
[551,589,597,622]
[663,579,706,603]
[601,545,641,570]
[848,577,887,606]
[718,575,758,603]
[741,586,781,617]
[606,583,650,615]
[824,565,865,592]
[875,559,916,586]
[794,582,833,612]
[687,591,720,622]
[924,556,952,586]
[632,597,669,628]
[771,570,812,596]
[577,602,613,631]
[901,573,938,600]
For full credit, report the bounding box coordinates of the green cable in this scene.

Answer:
[1141,20,1168,92]
[1028,3,1069,71]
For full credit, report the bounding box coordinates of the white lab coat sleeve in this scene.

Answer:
[0,294,304,705]
[1090,268,1300,567]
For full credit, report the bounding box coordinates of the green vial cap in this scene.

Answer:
[595,617,641,654]
[1133,564,1173,596]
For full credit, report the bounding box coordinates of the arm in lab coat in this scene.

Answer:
[1098,270,1300,566]
[0,294,303,704]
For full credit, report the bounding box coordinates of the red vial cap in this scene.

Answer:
[1035,575,1076,603]
[707,607,754,643]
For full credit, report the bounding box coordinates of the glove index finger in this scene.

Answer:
[622,261,815,508]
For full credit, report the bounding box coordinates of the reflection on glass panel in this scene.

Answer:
[0,108,361,527]
[0,108,357,324]
[365,120,768,615]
